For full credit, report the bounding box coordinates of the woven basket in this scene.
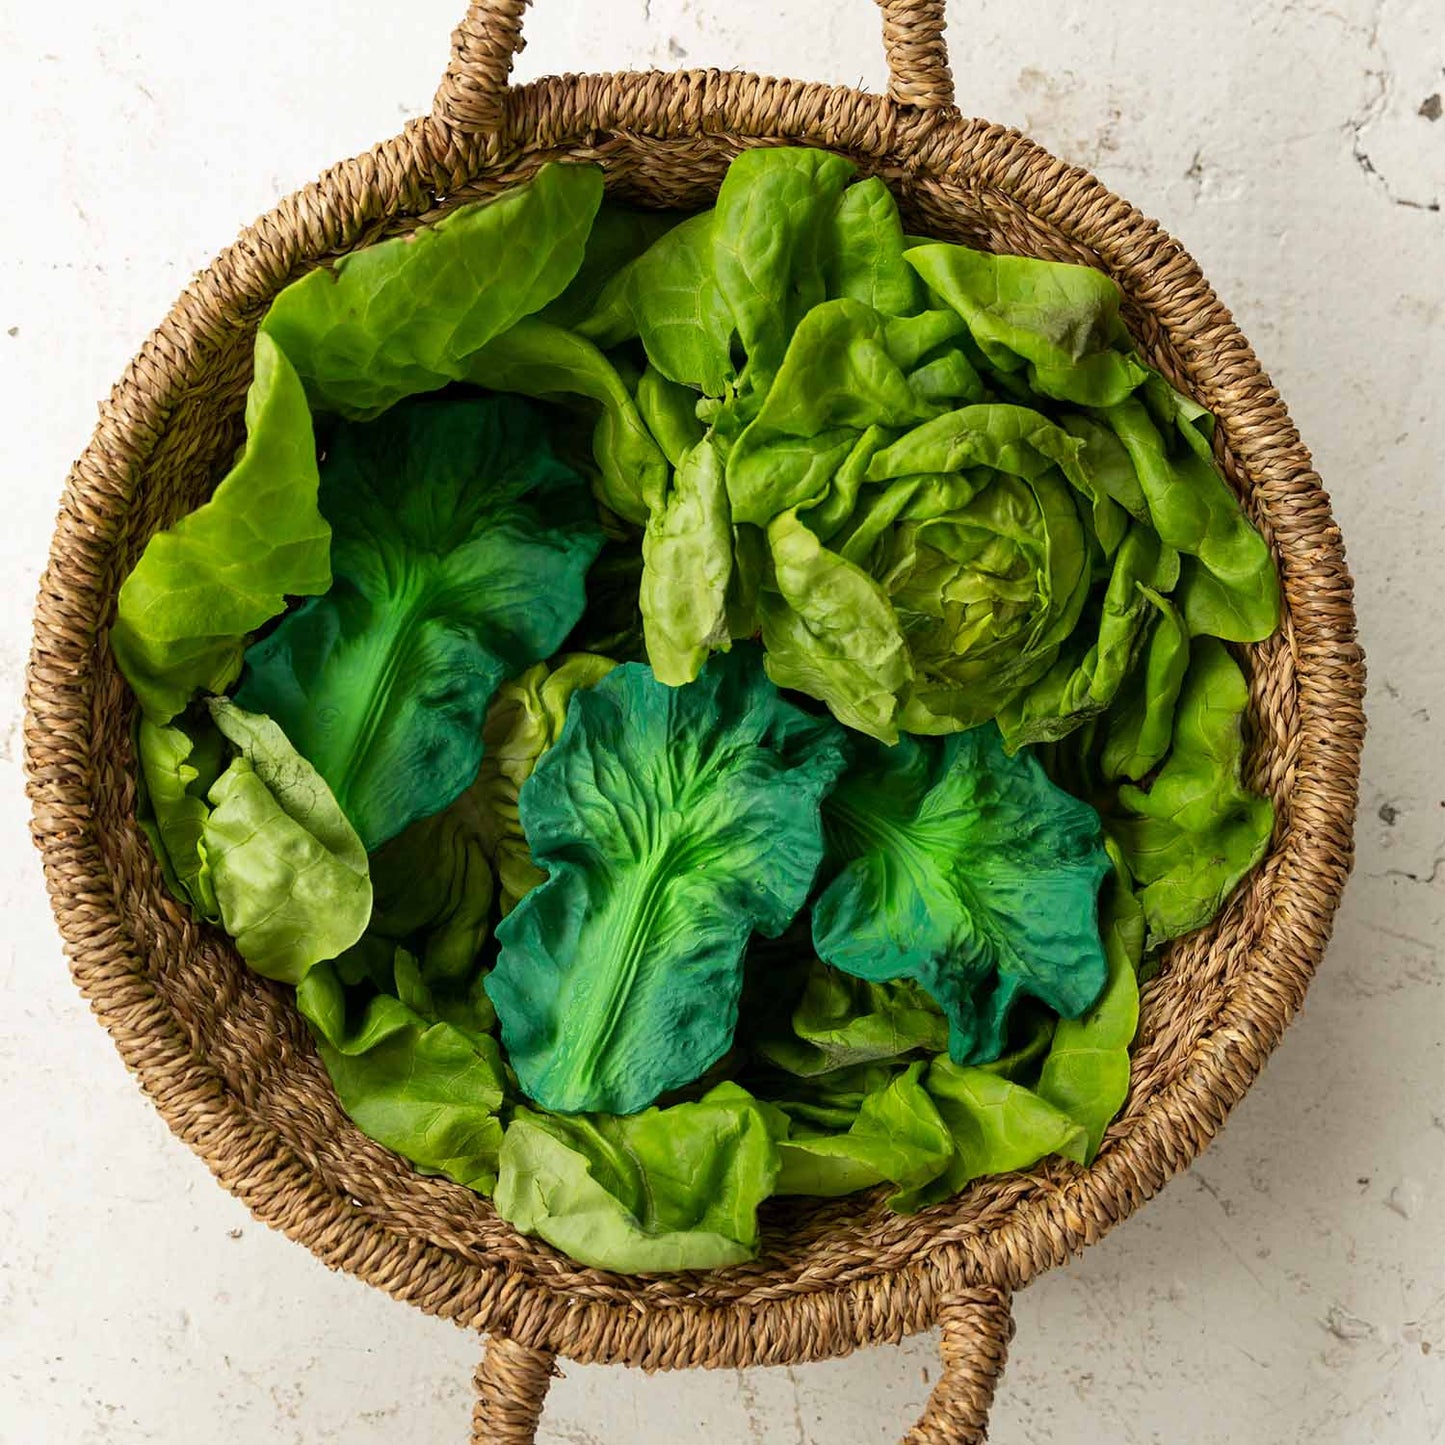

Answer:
[25,2,1365,1440]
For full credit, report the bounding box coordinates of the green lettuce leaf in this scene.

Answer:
[461,315,668,525]
[1111,638,1274,944]
[538,203,684,330]
[578,210,735,395]
[487,649,849,1114]
[202,700,372,983]
[352,786,496,988]
[905,242,1149,407]
[494,1082,782,1272]
[774,1060,953,1201]
[234,395,602,851]
[640,438,734,685]
[259,162,604,418]
[297,954,506,1192]
[711,146,857,394]
[135,714,227,918]
[759,960,947,1077]
[1099,589,1190,781]
[823,176,924,317]
[1099,380,1279,643]
[111,333,331,722]
[995,524,1181,748]
[812,727,1111,1065]
[472,653,617,914]
[1035,842,1143,1157]
[891,1058,1088,1211]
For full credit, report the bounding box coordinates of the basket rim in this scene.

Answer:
[24,66,1364,1368]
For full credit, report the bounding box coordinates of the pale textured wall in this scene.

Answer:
[2,2,1442,1441]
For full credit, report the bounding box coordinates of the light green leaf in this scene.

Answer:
[578,210,735,395]
[472,653,617,915]
[893,1059,1088,1211]
[135,714,227,918]
[759,960,947,1077]
[260,163,604,418]
[494,1083,782,1272]
[641,439,734,685]
[711,147,857,391]
[1111,638,1274,944]
[111,333,331,722]
[823,176,924,316]
[1036,844,1143,1158]
[760,508,912,742]
[1100,589,1190,781]
[776,1061,953,1201]
[297,957,506,1192]
[202,701,372,983]
[462,315,668,524]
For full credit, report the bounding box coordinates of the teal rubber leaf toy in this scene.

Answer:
[487,648,850,1115]
[234,395,603,851]
[812,726,1112,1066]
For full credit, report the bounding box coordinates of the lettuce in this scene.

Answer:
[259,162,605,419]
[494,1083,781,1272]
[813,727,1112,1065]
[472,652,617,914]
[235,395,602,851]
[201,701,372,984]
[486,649,848,1114]
[297,952,507,1192]
[1110,638,1275,944]
[111,334,331,723]
[585,147,1278,754]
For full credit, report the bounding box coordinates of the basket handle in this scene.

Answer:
[432,0,953,137]
[469,1285,1012,1444]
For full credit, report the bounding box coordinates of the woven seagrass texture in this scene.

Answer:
[24,1,1363,1439]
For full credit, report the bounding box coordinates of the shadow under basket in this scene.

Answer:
[24,2,1366,1440]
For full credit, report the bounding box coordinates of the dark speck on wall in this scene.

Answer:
[1421,93,1443,121]
[5,327,16,337]
[1378,802,1398,826]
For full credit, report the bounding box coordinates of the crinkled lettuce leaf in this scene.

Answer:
[890,1058,1088,1211]
[259,162,604,419]
[494,1082,781,1272]
[235,395,602,851]
[111,334,331,722]
[1110,637,1274,944]
[202,700,372,983]
[297,952,507,1192]
[774,1060,953,1202]
[1035,840,1143,1157]
[472,652,617,914]
[135,714,227,919]
[461,316,668,525]
[487,649,848,1114]
[812,726,1111,1065]
[758,960,947,1078]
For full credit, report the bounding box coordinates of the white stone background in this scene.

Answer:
[2,0,1442,1440]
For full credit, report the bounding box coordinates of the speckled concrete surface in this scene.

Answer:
[2,2,1442,1441]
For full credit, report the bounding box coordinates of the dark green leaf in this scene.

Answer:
[487,649,849,1114]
